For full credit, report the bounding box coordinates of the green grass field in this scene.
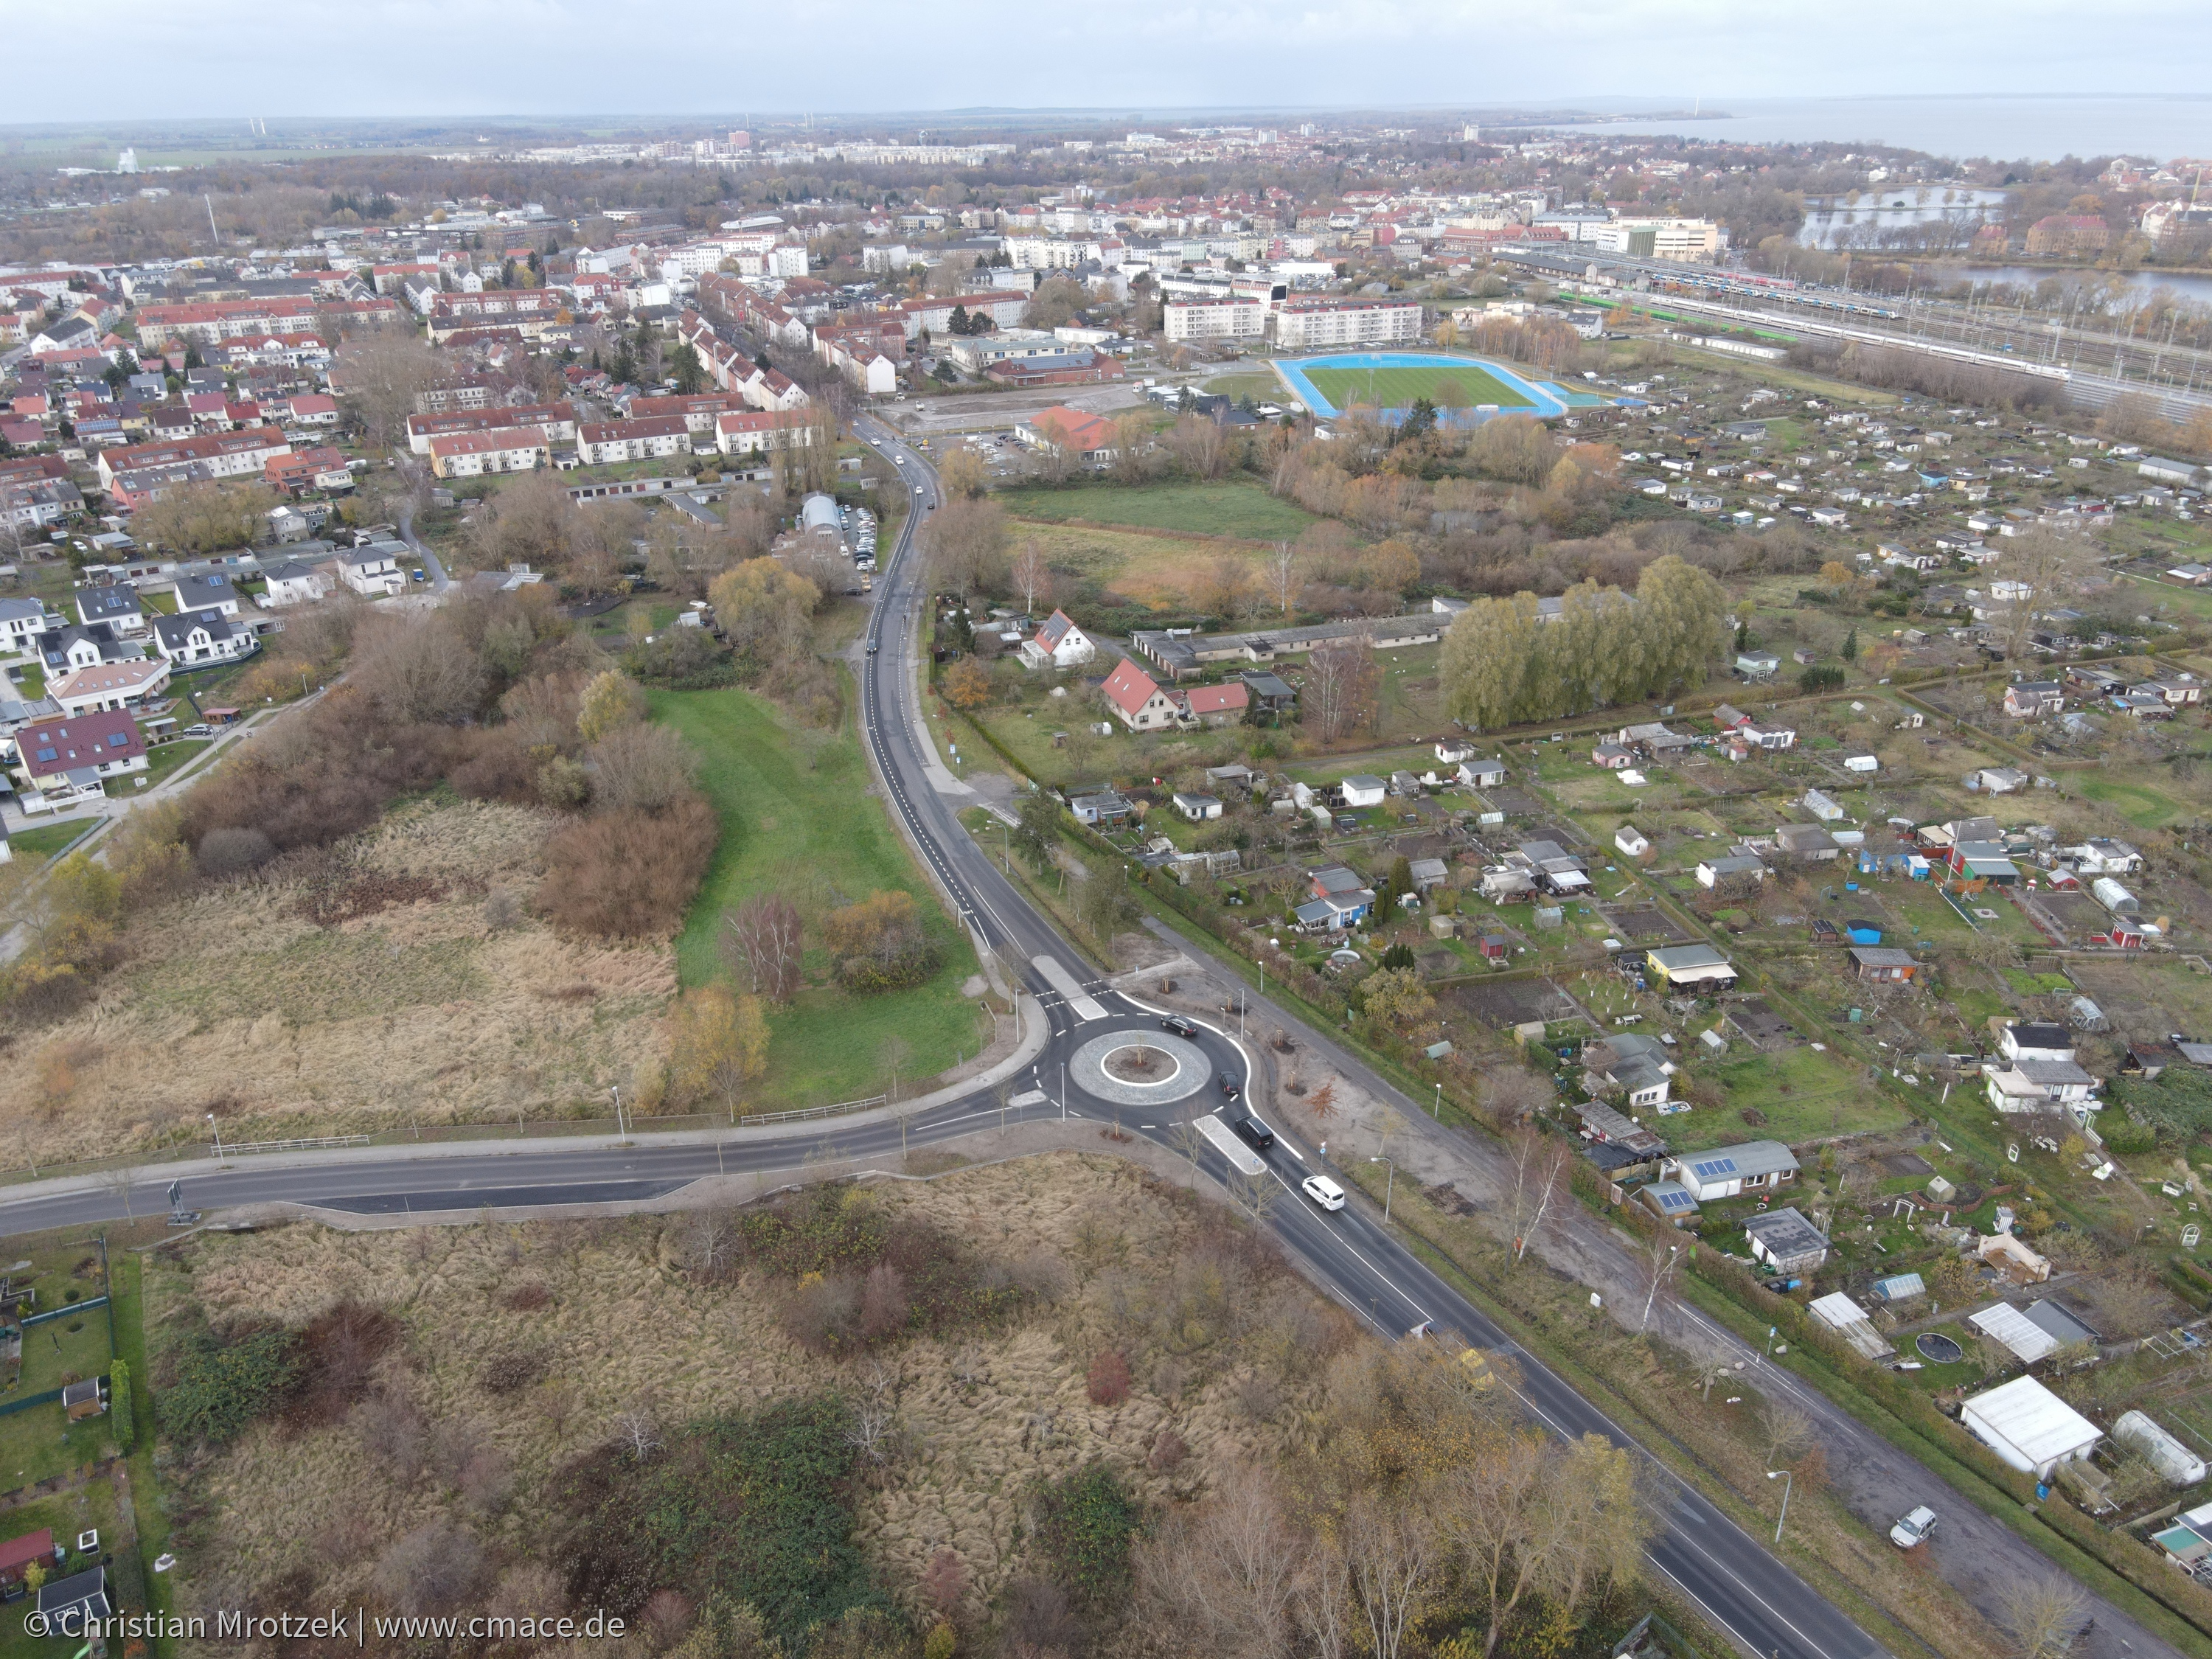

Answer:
[997,480,1314,540]
[2079,776,2186,829]
[653,686,989,1110]
[6,821,95,863]
[1306,362,1532,411]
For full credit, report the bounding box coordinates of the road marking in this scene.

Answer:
[1030,955,1107,1020]
[1193,1113,1265,1175]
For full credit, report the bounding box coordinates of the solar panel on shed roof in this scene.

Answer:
[1690,1157,1739,1179]
[1656,1190,1696,1212]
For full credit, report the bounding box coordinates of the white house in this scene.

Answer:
[163,571,241,618]
[257,560,334,608]
[1100,658,1180,731]
[1455,756,1507,788]
[1986,1020,2101,1119]
[150,608,255,666]
[1340,776,1387,809]
[0,599,52,656]
[335,549,406,598]
[1018,610,1097,671]
[1615,824,1651,858]
[47,658,170,715]
[74,585,143,635]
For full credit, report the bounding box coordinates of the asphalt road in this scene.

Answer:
[0,423,1964,1659]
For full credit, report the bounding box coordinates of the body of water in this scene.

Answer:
[1535,95,2212,162]
[1945,265,2212,307]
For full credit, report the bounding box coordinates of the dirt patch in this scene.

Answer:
[1445,976,1579,1030]
[1601,907,1687,944]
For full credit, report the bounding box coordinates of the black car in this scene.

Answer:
[1231,1113,1274,1151]
[866,641,878,654]
[1218,1071,1242,1101]
[1161,1015,1197,1038]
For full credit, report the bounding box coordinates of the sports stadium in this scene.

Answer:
[1274,351,1602,422]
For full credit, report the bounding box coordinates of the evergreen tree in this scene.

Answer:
[1842,625,1859,661]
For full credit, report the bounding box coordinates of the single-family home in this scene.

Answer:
[1340,775,1387,809]
[1646,943,1737,991]
[73,583,142,634]
[9,710,147,793]
[1735,649,1781,680]
[334,547,406,598]
[2003,681,2065,718]
[1179,682,1249,727]
[1666,1139,1799,1202]
[48,657,170,715]
[1018,609,1098,671]
[1100,658,1180,731]
[259,560,334,607]
[1744,1208,1829,1275]
[0,598,52,657]
[164,570,242,616]
[1849,946,1920,983]
[1172,791,1223,822]
[1298,865,1377,930]
[151,607,254,666]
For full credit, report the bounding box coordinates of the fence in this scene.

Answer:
[0,1387,64,1419]
[23,1297,106,1328]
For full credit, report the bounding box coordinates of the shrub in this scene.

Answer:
[158,1324,300,1445]
[538,798,717,940]
[824,890,942,992]
[195,827,274,877]
[1085,1349,1131,1406]
[1031,1462,1141,1615]
[108,1360,133,1454]
[588,723,698,814]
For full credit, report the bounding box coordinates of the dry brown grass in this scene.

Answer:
[148,1154,1335,1621]
[0,800,676,1164]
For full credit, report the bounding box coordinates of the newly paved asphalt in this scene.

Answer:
[0,420,1900,1659]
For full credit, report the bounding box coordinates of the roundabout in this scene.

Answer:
[1070,1028,1213,1108]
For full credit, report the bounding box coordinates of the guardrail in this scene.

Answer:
[223,1135,372,1156]
[737,1095,890,1127]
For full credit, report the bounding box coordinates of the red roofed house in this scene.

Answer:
[285,393,340,428]
[1101,658,1180,731]
[715,411,813,457]
[427,425,552,479]
[265,447,356,495]
[1178,681,1250,728]
[94,426,291,492]
[1017,406,1119,464]
[10,711,147,796]
[1018,609,1098,671]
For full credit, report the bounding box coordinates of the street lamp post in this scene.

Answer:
[1060,1062,1067,1122]
[1370,1155,1395,1222]
[611,1085,627,1144]
[1433,1082,1441,1119]
[1766,1469,1793,1545]
[207,1112,222,1163]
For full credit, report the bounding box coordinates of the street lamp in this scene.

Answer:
[207,1112,222,1163]
[611,1085,627,1144]
[1369,1155,1396,1222]
[1766,1469,1793,1545]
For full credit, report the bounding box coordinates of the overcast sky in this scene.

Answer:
[10,0,2210,128]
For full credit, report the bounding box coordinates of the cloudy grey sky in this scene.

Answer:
[10,0,2211,125]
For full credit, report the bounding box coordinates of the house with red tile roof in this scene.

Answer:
[1178,681,1250,727]
[1018,609,1097,671]
[1101,658,1180,731]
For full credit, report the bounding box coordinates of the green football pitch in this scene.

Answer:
[1304,362,1534,411]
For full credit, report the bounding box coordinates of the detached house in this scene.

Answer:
[1100,658,1180,731]
[334,548,406,598]
[1646,943,1737,991]
[1295,864,1378,931]
[152,607,255,666]
[48,658,170,715]
[1018,610,1097,671]
[73,584,142,634]
[1178,682,1249,727]
[258,560,334,607]
[1583,1033,1677,1112]
[1986,1021,2101,1120]
[164,571,240,617]
[9,711,147,794]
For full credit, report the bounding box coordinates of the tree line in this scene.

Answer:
[1439,555,1729,731]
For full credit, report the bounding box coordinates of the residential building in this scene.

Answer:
[1582,1033,1676,1112]
[1270,297,1425,349]
[1180,683,1249,727]
[714,411,813,456]
[0,599,51,655]
[2003,681,2065,718]
[10,710,147,792]
[577,416,695,466]
[73,585,142,633]
[333,549,406,598]
[1018,610,1099,671]
[2024,215,2111,257]
[405,403,578,456]
[150,607,255,665]
[164,571,241,617]
[258,560,334,607]
[94,426,291,492]
[48,657,170,714]
[1100,658,1180,731]
[1017,406,1120,464]
[1164,298,1268,341]
[264,447,355,495]
[427,425,551,479]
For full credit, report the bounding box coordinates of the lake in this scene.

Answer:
[1533,95,2212,164]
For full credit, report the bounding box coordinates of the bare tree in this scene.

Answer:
[1997,1575,2091,1659]
[1758,1400,1814,1469]
[723,894,804,1003]
[1264,541,1303,616]
[1012,539,1050,616]
[1172,1118,1208,1187]
[846,1362,900,1467]
[1345,1495,1437,1659]
[613,1408,662,1463]
[1503,1127,1573,1262]
[1638,1238,1680,1332]
[1231,1166,1278,1225]
[1293,1534,1357,1659]
[1135,1465,1302,1658]
[1696,1356,1733,1403]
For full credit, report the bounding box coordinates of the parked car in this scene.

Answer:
[1231,1113,1273,1151]
[180,724,212,739]
[1890,1506,1937,1549]
[1161,1015,1197,1038]
[1301,1175,1346,1211]
[1218,1071,1242,1102]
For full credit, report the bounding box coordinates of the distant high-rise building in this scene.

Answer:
[728,130,752,150]
[116,147,137,173]
[1461,124,1481,143]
